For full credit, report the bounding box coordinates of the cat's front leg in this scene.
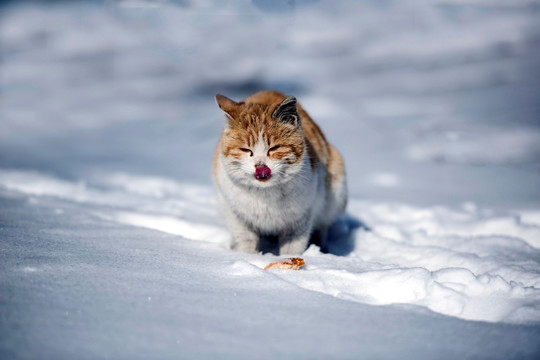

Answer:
[233,228,259,254]
[224,208,260,253]
[278,222,312,255]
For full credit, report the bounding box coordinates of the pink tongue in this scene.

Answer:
[255,166,272,181]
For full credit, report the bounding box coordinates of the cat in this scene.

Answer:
[213,90,347,255]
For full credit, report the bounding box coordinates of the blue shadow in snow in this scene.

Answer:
[323,213,370,256]
[257,213,369,256]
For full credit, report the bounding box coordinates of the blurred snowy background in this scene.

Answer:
[2,0,540,206]
[1,0,540,359]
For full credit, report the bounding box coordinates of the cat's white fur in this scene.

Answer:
[217,144,327,254]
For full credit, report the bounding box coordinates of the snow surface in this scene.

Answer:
[1,0,540,359]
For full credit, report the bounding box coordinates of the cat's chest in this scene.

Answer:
[225,179,315,232]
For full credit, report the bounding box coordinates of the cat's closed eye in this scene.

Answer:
[239,148,253,157]
[267,145,280,156]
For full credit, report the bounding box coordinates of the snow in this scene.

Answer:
[1,0,540,359]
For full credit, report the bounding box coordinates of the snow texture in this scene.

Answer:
[1,0,540,359]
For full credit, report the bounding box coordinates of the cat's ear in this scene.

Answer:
[272,96,300,126]
[215,94,239,121]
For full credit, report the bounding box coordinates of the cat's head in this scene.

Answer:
[216,93,306,188]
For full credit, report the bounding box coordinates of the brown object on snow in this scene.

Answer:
[264,258,305,270]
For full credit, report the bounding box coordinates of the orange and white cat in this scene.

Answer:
[213,90,347,255]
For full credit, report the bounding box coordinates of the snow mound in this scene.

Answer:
[277,260,539,323]
[2,168,539,324]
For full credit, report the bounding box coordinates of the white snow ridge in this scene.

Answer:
[1,168,539,325]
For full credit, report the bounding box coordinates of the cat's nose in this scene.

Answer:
[254,165,272,181]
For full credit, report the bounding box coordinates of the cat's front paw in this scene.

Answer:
[279,237,309,255]
[233,240,259,254]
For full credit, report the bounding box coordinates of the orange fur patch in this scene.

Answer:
[218,98,305,164]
